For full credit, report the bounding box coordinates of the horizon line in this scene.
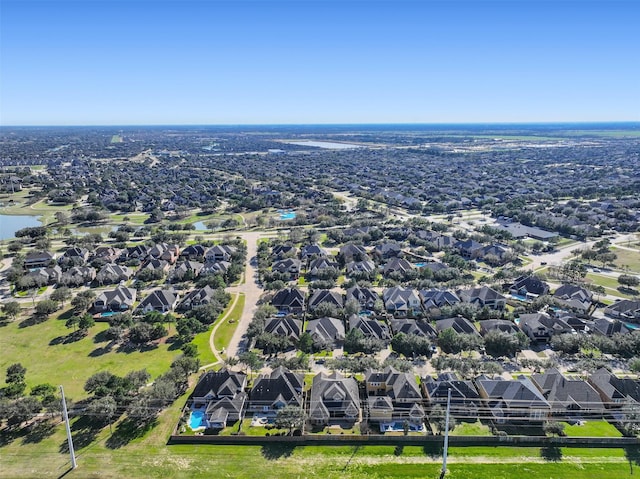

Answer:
[1,120,639,128]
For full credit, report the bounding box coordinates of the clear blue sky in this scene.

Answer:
[1,0,638,125]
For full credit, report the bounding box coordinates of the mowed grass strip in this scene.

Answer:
[214,293,245,355]
[190,293,242,365]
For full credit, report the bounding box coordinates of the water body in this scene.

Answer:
[283,140,362,149]
[0,214,42,240]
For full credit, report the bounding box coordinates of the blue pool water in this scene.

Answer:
[625,322,639,330]
[359,310,373,316]
[100,311,117,318]
[414,262,426,268]
[278,211,296,220]
[189,410,204,429]
[510,294,529,302]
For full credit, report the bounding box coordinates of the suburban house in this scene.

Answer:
[383,286,422,317]
[60,266,96,286]
[264,316,303,342]
[553,284,593,313]
[176,286,217,311]
[345,286,379,310]
[454,239,484,259]
[300,244,327,259]
[190,369,247,429]
[147,243,180,264]
[345,260,376,276]
[305,317,345,350]
[96,264,133,285]
[419,289,461,311]
[24,251,56,269]
[374,242,403,259]
[171,261,203,280]
[478,319,520,336]
[530,368,605,417]
[138,259,170,276]
[307,290,344,312]
[509,274,550,299]
[204,245,236,263]
[382,258,414,277]
[136,289,179,314]
[588,368,640,408]
[518,313,574,342]
[348,315,392,341]
[390,318,437,338]
[200,261,231,276]
[180,244,206,260]
[435,316,479,336]
[119,245,148,262]
[339,244,369,262]
[272,258,302,280]
[475,375,551,424]
[592,318,631,337]
[307,257,339,277]
[604,300,640,322]
[422,372,481,419]
[271,288,306,315]
[308,372,361,426]
[59,246,90,265]
[93,246,121,263]
[271,244,297,260]
[94,286,137,313]
[457,286,506,310]
[478,244,510,263]
[365,366,424,427]
[248,366,304,416]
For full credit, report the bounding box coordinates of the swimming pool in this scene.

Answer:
[279,211,296,220]
[189,410,205,429]
[510,294,529,302]
[100,311,117,318]
[414,262,426,268]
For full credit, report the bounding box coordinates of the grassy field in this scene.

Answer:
[585,273,635,299]
[214,294,245,357]
[450,421,492,436]
[563,420,622,437]
[612,246,640,273]
[0,309,181,400]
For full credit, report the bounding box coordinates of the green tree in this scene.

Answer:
[71,290,96,312]
[274,405,304,435]
[50,286,72,306]
[35,299,59,318]
[543,421,566,437]
[2,301,21,320]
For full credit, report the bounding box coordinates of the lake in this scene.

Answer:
[0,214,42,240]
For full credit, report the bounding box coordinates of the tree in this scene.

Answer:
[344,298,361,317]
[87,395,118,430]
[429,404,455,435]
[2,301,21,320]
[391,333,434,357]
[618,274,640,288]
[35,299,59,318]
[6,396,42,426]
[274,405,304,435]
[65,315,80,331]
[543,421,566,437]
[50,286,72,306]
[298,332,314,353]
[71,290,96,312]
[238,351,263,378]
[78,314,95,333]
[483,330,529,357]
[6,363,27,384]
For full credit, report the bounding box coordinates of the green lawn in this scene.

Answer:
[585,273,635,299]
[563,420,622,437]
[0,309,181,400]
[214,293,245,356]
[451,421,492,436]
[612,246,640,274]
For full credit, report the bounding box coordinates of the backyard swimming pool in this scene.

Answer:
[278,210,296,220]
[189,410,205,429]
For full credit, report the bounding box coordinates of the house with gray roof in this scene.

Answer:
[420,289,460,311]
[94,286,137,313]
[248,366,304,416]
[346,286,379,310]
[479,319,520,336]
[390,318,437,338]
[24,251,56,269]
[365,366,424,427]
[422,372,481,418]
[553,284,593,312]
[309,372,361,426]
[272,258,302,280]
[588,368,640,408]
[204,244,236,263]
[435,316,479,336]
[382,258,414,277]
[457,285,506,310]
[96,263,133,285]
[339,244,369,262]
[177,286,217,311]
[383,286,421,317]
[305,317,345,350]
[136,289,179,314]
[518,313,574,342]
[531,368,605,417]
[510,274,550,298]
[348,315,391,341]
[475,375,550,424]
[592,318,632,337]
[308,257,339,277]
[308,290,344,311]
[345,259,376,276]
[271,287,305,315]
[264,316,303,342]
[604,299,640,322]
[191,369,247,429]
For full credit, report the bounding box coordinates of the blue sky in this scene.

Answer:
[1,0,638,125]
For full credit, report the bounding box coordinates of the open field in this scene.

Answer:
[612,246,640,273]
[0,309,180,400]
[585,273,636,299]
